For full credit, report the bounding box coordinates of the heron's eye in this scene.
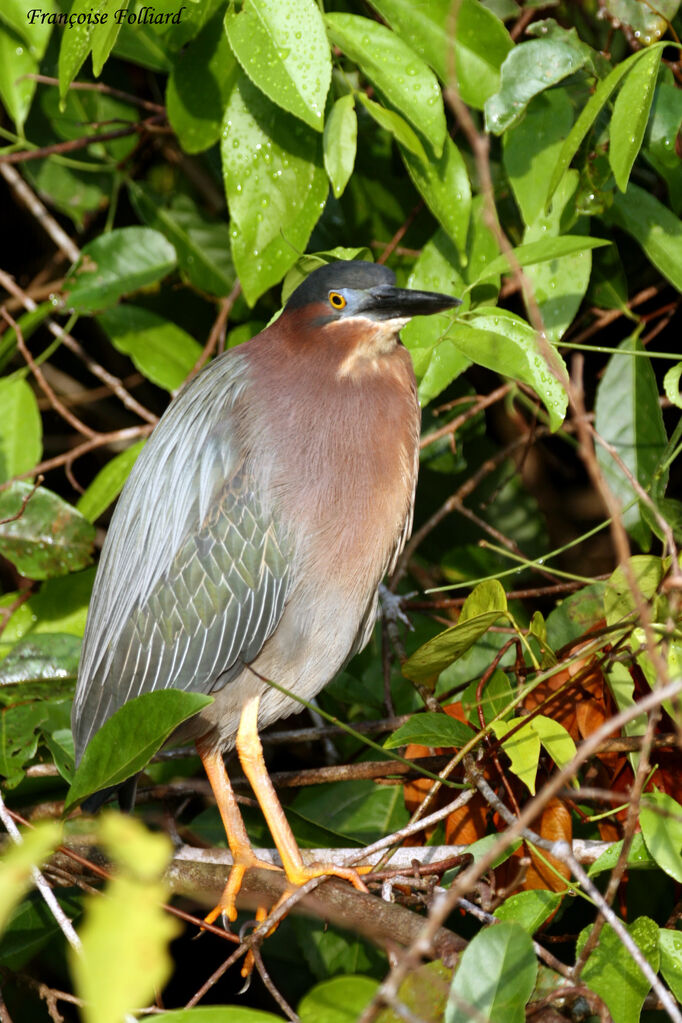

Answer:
[329,291,346,310]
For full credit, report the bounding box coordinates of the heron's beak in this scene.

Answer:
[360,284,461,321]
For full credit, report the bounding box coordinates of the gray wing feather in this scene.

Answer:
[72,352,291,761]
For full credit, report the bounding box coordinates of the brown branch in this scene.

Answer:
[187,281,242,380]
[0,117,167,165]
[0,475,42,525]
[23,74,166,114]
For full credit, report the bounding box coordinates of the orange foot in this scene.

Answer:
[203,854,281,927]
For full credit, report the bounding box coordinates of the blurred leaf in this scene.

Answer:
[384,712,473,750]
[546,46,660,208]
[604,556,664,627]
[65,690,213,811]
[166,11,238,153]
[0,303,52,373]
[22,159,113,230]
[0,822,62,931]
[71,816,179,1023]
[403,581,509,685]
[1,0,56,56]
[298,976,378,1023]
[0,378,42,484]
[400,136,471,252]
[368,0,512,109]
[0,22,39,131]
[327,14,446,155]
[589,245,629,311]
[376,961,452,1023]
[640,791,682,884]
[293,917,383,983]
[485,38,587,135]
[545,581,606,649]
[607,183,682,291]
[99,305,202,391]
[323,95,357,198]
[604,0,680,41]
[453,309,569,431]
[0,482,95,579]
[221,72,327,305]
[595,335,668,549]
[610,45,662,192]
[577,916,659,1023]
[40,86,138,163]
[495,889,561,932]
[0,890,82,970]
[445,922,537,1023]
[63,227,177,313]
[357,94,426,161]
[659,928,682,1003]
[225,0,331,132]
[77,442,146,523]
[155,1010,283,1021]
[0,633,81,688]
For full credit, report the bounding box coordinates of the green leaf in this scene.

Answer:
[0,822,62,931]
[403,581,509,685]
[445,922,537,1023]
[71,820,179,1023]
[65,690,214,811]
[659,928,682,1004]
[495,890,561,932]
[545,45,660,209]
[664,363,682,409]
[589,245,630,312]
[399,136,471,253]
[0,21,38,130]
[77,442,145,523]
[588,833,656,876]
[99,305,202,392]
[2,0,56,56]
[532,715,577,773]
[357,93,426,161]
[604,556,664,627]
[610,45,662,192]
[57,0,124,100]
[323,95,357,199]
[605,0,680,42]
[368,0,512,109]
[461,670,514,726]
[291,780,408,845]
[640,791,682,884]
[0,702,48,786]
[0,890,82,971]
[475,235,609,283]
[0,482,95,579]
[577,916,660,1023]
[491,719,541,794]
[485,38,588,135]
[504,89,575,227]
[521,174,595,342]
[225,0,331,131]
[221,72,327,305]
[298,976,379,1023]
[384,712,473,750]
[594,335,668,549]
[128,183,236,297]
[0,634,81,688]
[0,303,52,373]
[454,309,569,431]
[326,14,446,156]
[63,227,177,314]
[154,1009,284,1022]
[0,378,42,484]
[166,11,238,154]
[607,183,682,292]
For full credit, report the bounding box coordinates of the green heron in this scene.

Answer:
[71,260,460,924]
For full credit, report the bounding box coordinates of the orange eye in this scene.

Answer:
[329,291,346,310]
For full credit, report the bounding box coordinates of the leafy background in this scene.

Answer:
[1,0,682,1020]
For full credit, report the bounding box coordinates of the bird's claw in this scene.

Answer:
[203,857,281,928]
[379,584,416,631]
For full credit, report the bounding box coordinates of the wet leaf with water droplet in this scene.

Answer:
[225,0,330,131]
[610,44,662,192]
[326,12,446,156]
[0,483,96,580]
[323,94,357,198]
[221,72,327,304]
[399,136,471,252]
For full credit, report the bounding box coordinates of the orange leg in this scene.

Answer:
[235,694,369,894]
[196,739,280,925]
